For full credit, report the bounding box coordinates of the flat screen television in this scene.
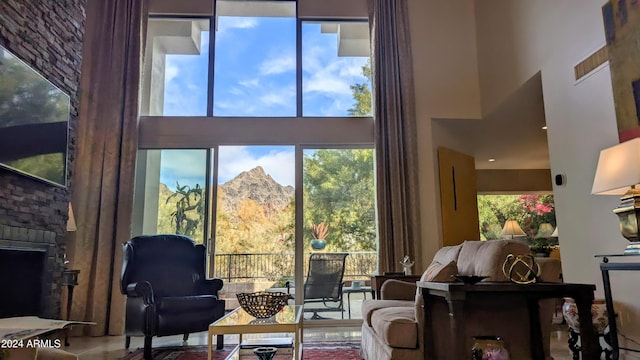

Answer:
[0,45,70,187]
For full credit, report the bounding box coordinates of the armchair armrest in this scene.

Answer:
[196,278,224,295]
[126,281,154,304]
[380,279,416,301]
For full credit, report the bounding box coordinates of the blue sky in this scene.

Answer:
[159,17,369,190]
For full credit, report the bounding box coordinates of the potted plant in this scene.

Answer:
[310,222,329,250]
[528,237,558,257]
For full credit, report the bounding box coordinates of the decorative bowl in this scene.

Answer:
[236,291,289,318]
[452,275,488,284]
[253,347,278,360]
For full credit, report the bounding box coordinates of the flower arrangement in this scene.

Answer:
[310,221,329,239]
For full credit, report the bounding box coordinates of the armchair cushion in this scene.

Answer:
[370,306,418,349]
[156,295,220,313]
[362,299,414,326]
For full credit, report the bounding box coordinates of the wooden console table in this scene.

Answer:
[417,281,598,360]
[595,253,640,360]
[370,274,421,299]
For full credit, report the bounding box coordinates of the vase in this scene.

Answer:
[310,238,326,250]
[253,347,277,360]
[471,336,509,360]
[561,297,609,334]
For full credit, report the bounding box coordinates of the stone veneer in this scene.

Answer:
[0,0,86,318]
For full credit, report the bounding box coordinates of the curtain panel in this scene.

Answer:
[69,0,148,336]
[368,0,422,273]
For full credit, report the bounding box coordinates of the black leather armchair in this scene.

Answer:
[121,234,225,359]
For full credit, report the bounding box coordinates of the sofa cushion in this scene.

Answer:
[362,299,415,326]
[370,306,418,349]
[456,239,530,281]
[432,243,463,264]
[420,260,457,282]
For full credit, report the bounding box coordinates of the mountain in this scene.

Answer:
[218,166,294,213]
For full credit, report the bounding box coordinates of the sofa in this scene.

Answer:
[360,239,562,360]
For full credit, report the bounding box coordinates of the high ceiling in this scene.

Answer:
[434,72,550,170]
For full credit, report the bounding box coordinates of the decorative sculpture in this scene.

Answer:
[400,255,415,275]
[501,254,541,284]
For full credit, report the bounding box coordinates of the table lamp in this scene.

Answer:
[536,223,555,238]
[501,220,526,239]
[592,138,640,254]
[67,202,77,232]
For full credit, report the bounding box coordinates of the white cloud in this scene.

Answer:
[259,54,296,75]
[165,63,179,83]
[224,18,258,29]
[239,79,260,88]
[218,146,295,186]
[216,17,259,40]
[259,85,296,107]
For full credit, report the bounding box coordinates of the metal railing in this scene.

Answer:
[213,251,377,283]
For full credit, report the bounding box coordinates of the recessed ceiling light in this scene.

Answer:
[488,158,496,162]
[542,125,548,130]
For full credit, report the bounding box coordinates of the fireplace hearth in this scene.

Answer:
[0,224,62,318]
[0,248,46,317]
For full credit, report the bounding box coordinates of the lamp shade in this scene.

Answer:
[592,138,640,195]
[501,220,526,239]
[536,223,554,238]
[67,203,77,232]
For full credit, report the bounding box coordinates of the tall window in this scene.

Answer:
[134,0,375,322]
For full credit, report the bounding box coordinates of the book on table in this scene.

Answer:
[239,337,293,355]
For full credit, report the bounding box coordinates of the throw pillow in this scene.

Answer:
[420,259,457,282]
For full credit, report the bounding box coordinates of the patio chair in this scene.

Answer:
[286,252,349,319]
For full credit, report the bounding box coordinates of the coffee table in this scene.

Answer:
[207,305,303,360]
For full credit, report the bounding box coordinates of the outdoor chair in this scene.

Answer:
[120,234,226,360]
[286,252,349,319]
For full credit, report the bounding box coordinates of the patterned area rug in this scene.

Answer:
[120,342,361,360]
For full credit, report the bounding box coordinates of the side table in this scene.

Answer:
[418,281,598,360]
[342,286,372,319]
[61,269,80,346]
[595,254,640,360]
[370,274,421,299]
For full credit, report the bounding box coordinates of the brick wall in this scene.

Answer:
[0,0,86,318]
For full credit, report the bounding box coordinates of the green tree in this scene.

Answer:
[477,194,556,242]
[347,62,372,116]
[303,149,376,251]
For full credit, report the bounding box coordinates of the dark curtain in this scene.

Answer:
[68,0,148,336]
[368,0,422,273]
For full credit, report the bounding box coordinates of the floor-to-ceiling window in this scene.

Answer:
[133,0,375,324]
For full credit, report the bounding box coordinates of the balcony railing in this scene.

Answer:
[213,252,377,283]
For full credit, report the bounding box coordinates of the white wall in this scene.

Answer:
[476,0,640,348]
[411,0,640,350]
[408,0,482,263]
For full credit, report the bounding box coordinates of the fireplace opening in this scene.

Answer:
[0,248,46,317]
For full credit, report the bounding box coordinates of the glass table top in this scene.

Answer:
[212,305,302,327]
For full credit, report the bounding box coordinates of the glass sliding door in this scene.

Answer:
[301,147,377,320]
[213,145,295,311]
[132,149,209,243]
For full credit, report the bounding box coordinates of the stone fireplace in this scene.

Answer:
[0,224,61,318]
